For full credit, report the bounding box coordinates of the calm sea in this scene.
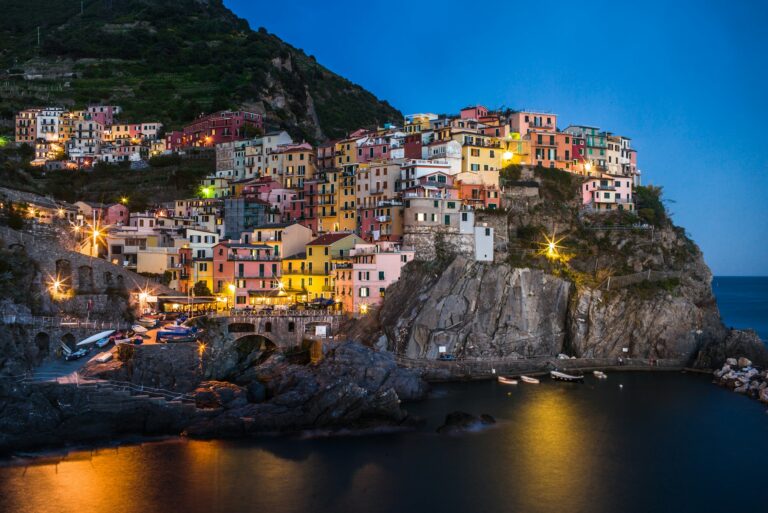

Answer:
[1,278,766,513]
[713,276,768,342]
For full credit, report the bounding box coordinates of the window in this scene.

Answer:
[444,214,450,225]
[359,287,369,298]
[378,271,385,280]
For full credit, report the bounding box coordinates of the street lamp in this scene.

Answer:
[228,283,236,310]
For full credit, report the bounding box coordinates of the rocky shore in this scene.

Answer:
[713,356,768,404]
[0,341,429,455]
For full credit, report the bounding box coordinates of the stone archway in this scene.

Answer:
[234,334,278,368]
[61,333,76,351]
[34,332,50,354]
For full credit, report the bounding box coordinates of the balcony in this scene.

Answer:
[229,254,280,261]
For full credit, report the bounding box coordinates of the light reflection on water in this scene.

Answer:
[1,373,767,513]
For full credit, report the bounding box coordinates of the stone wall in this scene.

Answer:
[0,225,174,319]
[404,226,474,261]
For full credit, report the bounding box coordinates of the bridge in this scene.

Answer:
[211,310,344,349]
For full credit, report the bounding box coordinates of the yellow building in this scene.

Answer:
[461,143,502,173]
[335,165,357,232]
[281,232,363,302]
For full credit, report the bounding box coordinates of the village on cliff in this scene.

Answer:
[7,104,640,316]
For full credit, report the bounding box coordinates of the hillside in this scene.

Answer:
[0,0,401,141]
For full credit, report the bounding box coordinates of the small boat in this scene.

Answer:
[498,376,518,385]
[520,376,540,384]
[76,330,116,347]
[94,352,113,364]
[159,333,198,343]
[136,316,158,328]
[593,370,608,379]
[132,324,148,334]
[95,336,112,348]
[550,370,585,383]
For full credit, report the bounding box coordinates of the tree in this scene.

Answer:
[193,281,212,297]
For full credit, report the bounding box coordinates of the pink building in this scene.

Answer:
[334,242,415,315]
[509,111,557,135]
[165,130,184,151]
[212,241,281,308]
[582,175,635,213]
[86,105,121,126]
[105,203,129,226]
[460,105,489,120]
[357,138,391,163]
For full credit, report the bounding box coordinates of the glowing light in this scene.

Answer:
[584,161,592,172]
[503,151,513,161]
[227,284,236,293]
[537,232,566,261]
[197,342,207,358]
[120,197,128,204]
[359,303,369,315]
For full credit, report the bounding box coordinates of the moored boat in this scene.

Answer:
[593,370,608,379]
[76,330,116,347]
[132,324,148,334]
[497,376,518,385]
[550,370,585,383]
[520,376,540,384]
[136,316,159,328]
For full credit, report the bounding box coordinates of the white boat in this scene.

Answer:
[550,370,584,383]
[131,324,148,334]
[520,376,540,384]
[94,352,113,364]
[497,376,518,385]
[593,370,608,379]
[76,330,116,347]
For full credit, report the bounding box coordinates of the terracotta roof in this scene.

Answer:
[308,232,355,246]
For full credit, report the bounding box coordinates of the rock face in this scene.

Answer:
[693,329,768,369]
[380,257,571,359]
[184,342,429,438]
[567,279,726,359]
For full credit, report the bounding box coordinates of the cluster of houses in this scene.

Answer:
[8,104,640,315]
[14,106,263,169]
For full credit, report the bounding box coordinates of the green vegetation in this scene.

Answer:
[624,277,680,299]
[192,280,212,297]
[533,165,576,202]
[499,164,522,184]
[38,157,214,208]
[0,0,401,141]
[634,185,668,226]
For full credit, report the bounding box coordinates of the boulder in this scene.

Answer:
[194,381,248,410]
[760,388,768,404]
[726,358,738,366]
[737,357,753,368]
[436,411,496,434]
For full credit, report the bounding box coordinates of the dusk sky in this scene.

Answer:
[227,0,768,276]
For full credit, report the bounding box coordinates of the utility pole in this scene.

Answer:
[37,26,40,47]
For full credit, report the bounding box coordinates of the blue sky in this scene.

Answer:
[226,0,768,276]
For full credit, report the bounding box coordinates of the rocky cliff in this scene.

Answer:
[354,167,758,366]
